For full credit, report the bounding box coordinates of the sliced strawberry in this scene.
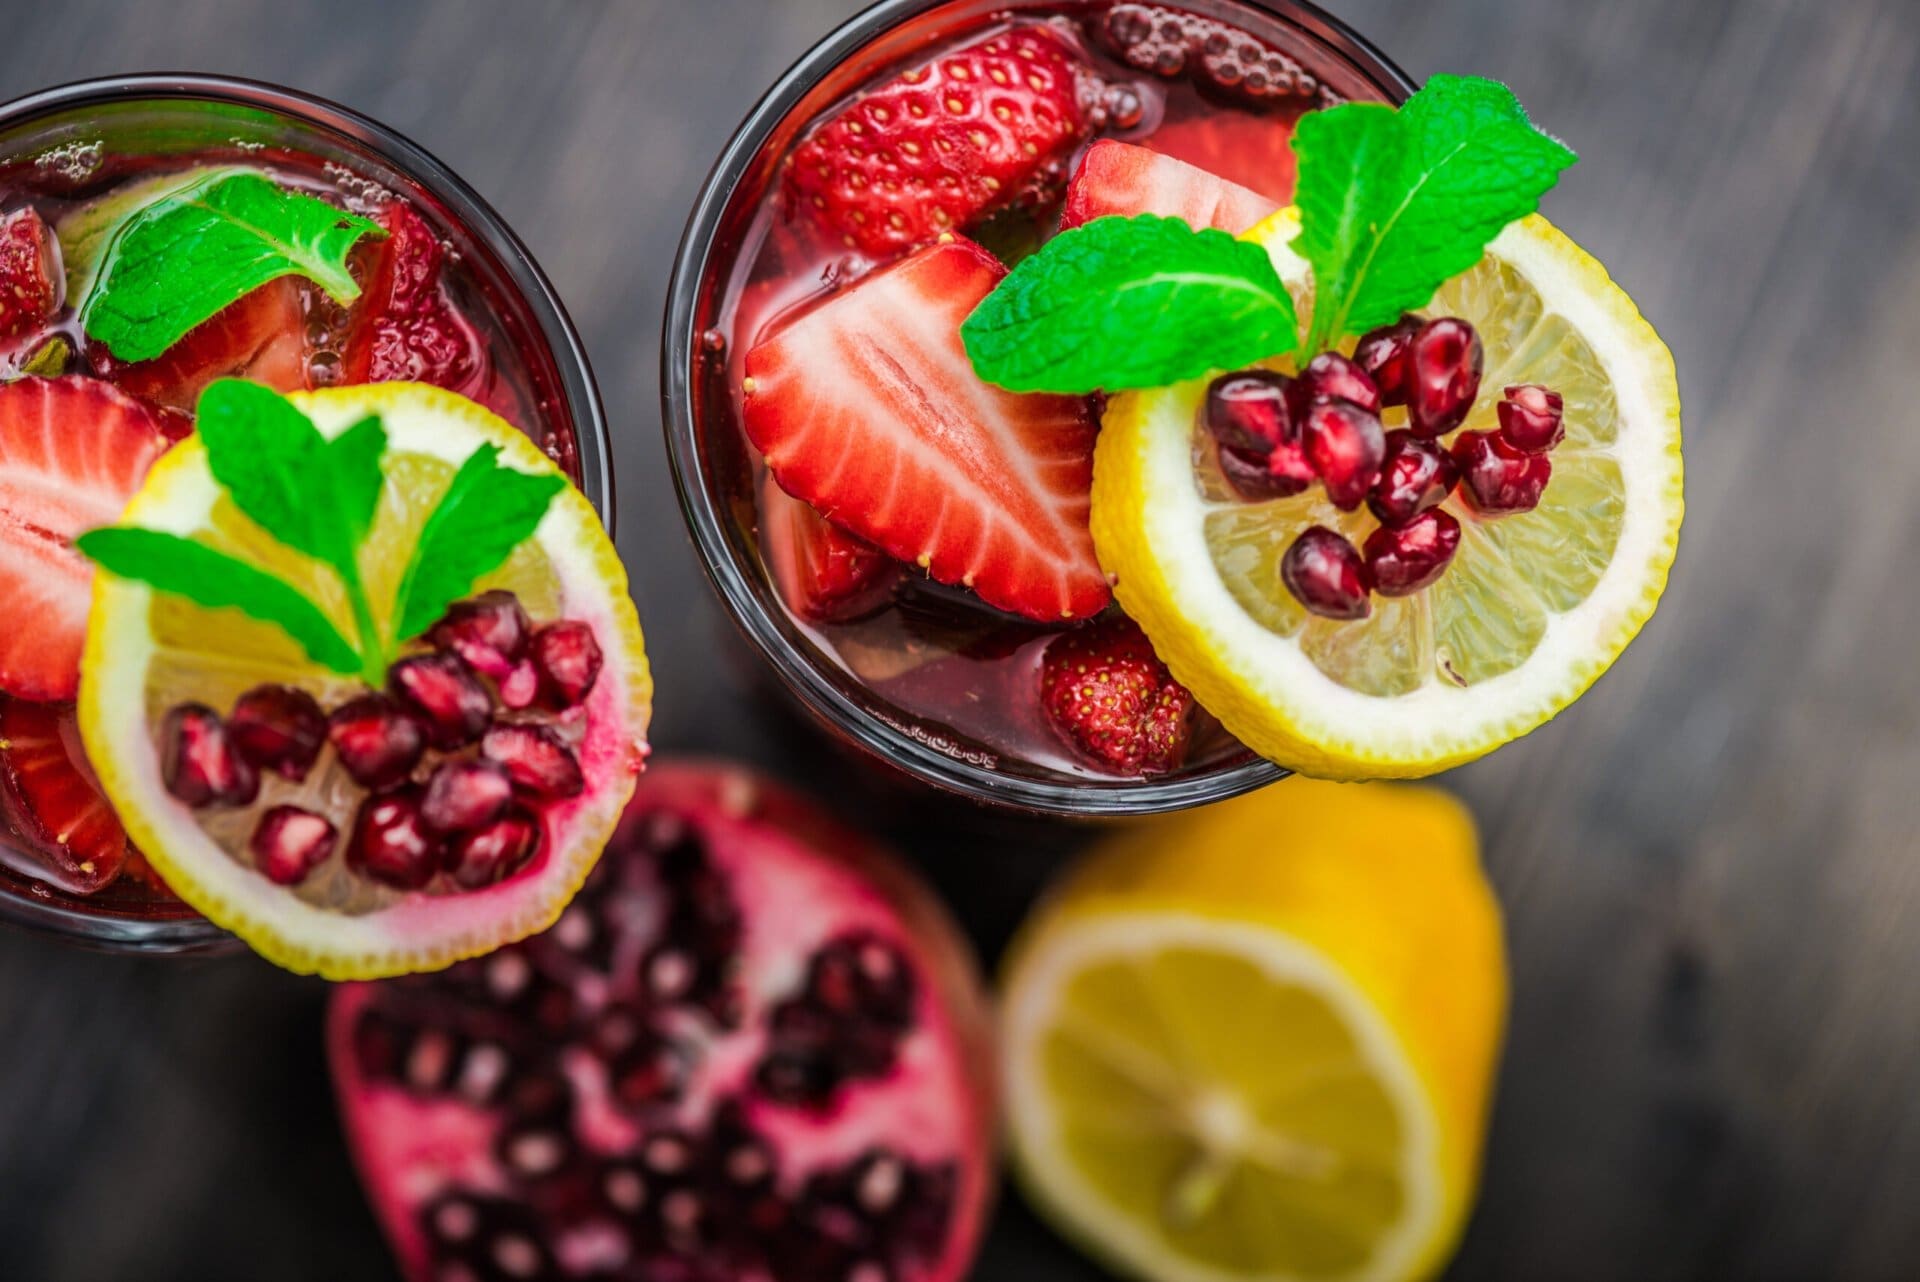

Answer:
[1060,139,1280,234]
[759,472,901,623]
[787,23,1093,258]
[743,238,1106,624]
[0,208,59,348]
[1039,619,1194,776]
[1144,112,1299,206]
[0,376,171,700]
[101,277,309,412]
[0,697,128,894]
[340,201,488,397]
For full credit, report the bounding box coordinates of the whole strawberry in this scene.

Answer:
[787,23,1092,257]
[1040,620,1195,776]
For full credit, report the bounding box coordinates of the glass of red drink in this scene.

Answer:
[0,74,611,951]
[664,0,1414,815]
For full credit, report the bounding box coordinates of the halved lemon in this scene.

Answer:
[1093,210,1683,778]
[79,383,651,979]
[1001,778,1506,1282]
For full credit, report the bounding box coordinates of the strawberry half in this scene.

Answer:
[341,201,488,397]
[1061,139,1281,234]
[1039,619,1195,776]
[759,473,901,623]
[0,208,59,348]
[0,697,128,894]
[786,23,1093,258]
[1144,113,1299,206]
[0,376,171,700]
[743,238,1107,623]
[101,277,309,412]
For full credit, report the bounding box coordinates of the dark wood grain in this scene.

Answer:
[3,0,1917,1278]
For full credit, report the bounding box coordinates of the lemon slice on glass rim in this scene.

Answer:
[1093,210,1683,779]
[79,383,651,979]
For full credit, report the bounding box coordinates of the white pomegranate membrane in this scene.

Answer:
[329,762,995,1282]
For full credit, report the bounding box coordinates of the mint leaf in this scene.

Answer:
[76,528,361,676]
[963,215,1299,394]
[80,172,382,361]
[1293,75,1576,351]
[56,166,253,306]
[392,446,565,644]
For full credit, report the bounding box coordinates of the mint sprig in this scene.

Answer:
[79,172,383,362]
[79,380,565,686]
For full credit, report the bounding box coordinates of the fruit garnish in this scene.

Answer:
[99,277,310,412]
[341,201,489,398]
[0,375,171,700]
[743,237,1106,623]
[1096,3,1327,112]
[759,473,901,624]
[76,381,651,977]
[786,23,1092,258]
[1000,777,1505,1282]
[1039,619,1194,776]
[329,762,996,1282]
[1060,140,1279,235]
[0,697,127,894]
[0,207,59,348]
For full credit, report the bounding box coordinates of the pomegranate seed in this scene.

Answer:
[421,759,515,835]
[1291,351,1381,415]
[1352,314,1423,406]
[443,807,543,889]
[1364,509,1462,596]
[1300,399,1386,511]
[1203,369,1293,452]
[328,695,427,790]
[428,590,530,679]
[1217,439,1313,501]
[498,661,540,710]
[1454,429,1552,515]
[350,786,442,890]
[251,805,338,886]
[228,684,327,781]
[1367,430,1459,527]
[1406,317,1484,438]
[160,704,258,809]
[390,652,494,750]
[1280,526,1372,621]
[481,723,584,800]
[1497,383,1565,453]
[530,621,603,708]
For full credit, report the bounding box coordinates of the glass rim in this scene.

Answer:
[0,71,614,950]
[661,0,1416,816]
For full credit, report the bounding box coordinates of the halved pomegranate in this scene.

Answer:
[329,761,996,1282]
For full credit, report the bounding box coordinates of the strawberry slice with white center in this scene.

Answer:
[1144,113,1299,206]
[0,697,127,894]
[0,376,171,700]
[759,473,902,623]
[101,277,310,412]
[743,238,1107,624]
[1060,139,1281,234]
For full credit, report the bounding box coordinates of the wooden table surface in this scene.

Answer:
[3,1,1917,1278]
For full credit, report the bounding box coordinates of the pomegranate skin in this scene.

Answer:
[328,760,996,1282]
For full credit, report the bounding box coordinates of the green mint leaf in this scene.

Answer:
[192,379,386,581]
[963,215,1299,394]
[392,445,566,645]
[56,166,253,306]
[79,171,382,361]
[76,528,361,676]
[1293,74,1577,351]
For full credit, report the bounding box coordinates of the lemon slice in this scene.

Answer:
[1094,210,1683,778]
[80,383,651,979]
[1001,778,1505,1282]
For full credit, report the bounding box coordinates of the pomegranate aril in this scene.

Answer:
[808,932,916,1028]
[1217,439,1313,501]
[1281,526,1372,621]
[1291,351,1381,415]
[428,590,529,679]
[251,805,338,886]
[530,620,603,708]
[481,722,584,799]
[1454,429,1552,516]
[160,703,258,809]
[1367,429,1459,527]
[444,807,544,890]
[1300,398,1386,511]
[1498,383,1566,453]
[609,1032,694,1111]
[1406,316,1485,438]
[420,759,514,835]
[1364,509,1462,596]
[328,694,427,790]
[389,651,493,750]
[1203,369,1293,453]
[498,661,541,710]
[1352,314,1423,407]
[227,684,327,780]
[349,786,442,890]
